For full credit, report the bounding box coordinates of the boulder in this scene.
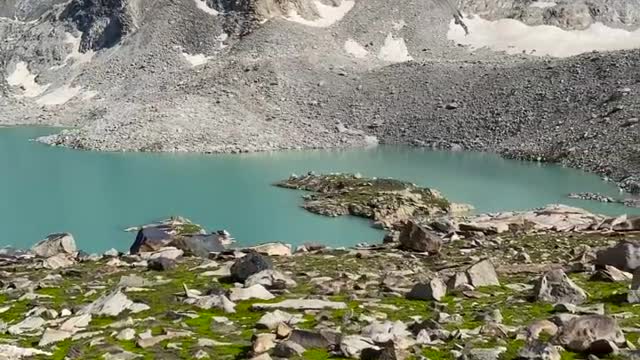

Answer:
[230,252,273,282]
[517,341,561,360]
[361,321,413,349]
[245,269,297,290]
[466,259,500,287]
[252,333,276,354]
[79,290,134,316]
[399,221,442,253]
[256,310,303,330]
[406,278,447,301]
[273,340,305,357]
[169,234,226,257]
[249,243,292,256]
[0,345,51,359]
[533,269,587,305]
[462,347,507,360]
[147,257,176,271]
[130,223,224,257]
[556,315,625,353]
[8,316,46,336]
[628,268,640,303]
[31,233,76,258]
[288,329,341,349]
[590,265,633,282]
[340,335,379,358]
[130,227,173,254]
[42,253,76,269]
[596,241,640,272]
[252,299,347,311]
[228,285,275,301]
[610,216,640,231]
[361,341,401,360]
[447,272,471,291]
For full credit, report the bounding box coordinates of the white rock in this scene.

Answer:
[0,344,52,359]
[80,290,134,316]
[229,285,275,301]
[252,299,347,311]
[256,310,303,330]
[8,316,46,335]
[116,328,136,341]
[249,243,292,256]
[31,233,76,258]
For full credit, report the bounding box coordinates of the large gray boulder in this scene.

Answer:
[399,221,442,253]
[466,259,500,287]
[533,269,587,305]
[406,278,447,301]
[596,241,640,272]
[556,315,625,353]
[31,233,76,258]
[230,252,273,282]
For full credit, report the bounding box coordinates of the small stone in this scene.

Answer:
[276,322,292,338]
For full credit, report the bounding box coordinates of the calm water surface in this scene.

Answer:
[0,127,635,253]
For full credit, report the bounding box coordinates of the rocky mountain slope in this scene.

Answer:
[1,0,640,190]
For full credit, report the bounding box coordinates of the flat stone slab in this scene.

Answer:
[251,299,347,311]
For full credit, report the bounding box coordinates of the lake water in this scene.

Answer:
[0,127,635,253]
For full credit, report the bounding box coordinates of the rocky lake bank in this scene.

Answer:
[3,174,640,359]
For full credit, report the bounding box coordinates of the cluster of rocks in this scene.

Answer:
[569,192,640,208]
[276,173,470,229]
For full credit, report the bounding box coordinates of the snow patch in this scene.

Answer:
[344,39,368,58]
[378,33,413,63]
[182,53,212,67]
[286,0,355,28]
[36,85,83,106]
[51,33,94,69]
[6,62,50,97]
[447,16,640,58]
[529,1,556,8]
[194,0,219,16]
[80,90,99,100]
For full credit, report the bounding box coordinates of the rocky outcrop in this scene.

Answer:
[60,0,137,52]
[276,173,450,229]
[129,218,227,257]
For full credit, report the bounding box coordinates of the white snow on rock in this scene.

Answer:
[344,39,369,58]
[36,85,83,106]
[50,33,94,70]
[182,53,212,67]
[378,33,413,63]
[286,0,355,28]
[6,62,50,98]
[529,1,556,8]
[194,0,219,16]
[448,16,640,58]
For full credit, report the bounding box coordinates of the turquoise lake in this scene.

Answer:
[0,127,635,253]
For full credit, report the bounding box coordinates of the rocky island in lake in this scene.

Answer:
[1,174,640,360]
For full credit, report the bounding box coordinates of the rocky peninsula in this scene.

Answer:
[1,174,640,359]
